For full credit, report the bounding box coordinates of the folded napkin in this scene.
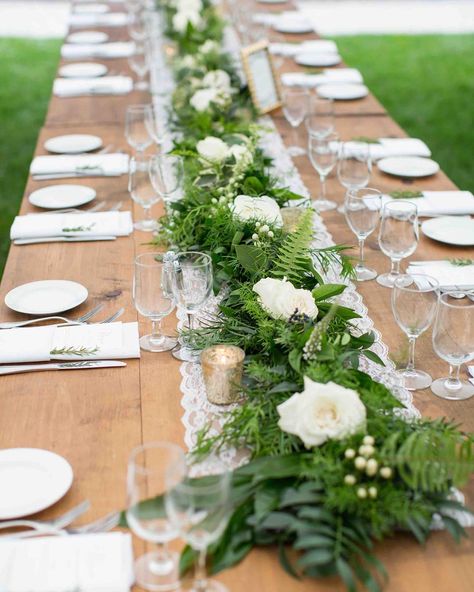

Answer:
[11,211,133,240]
[381,191,474,217]
[282,68,363,88]
[407,261,474,290]
[54,75,133,97]
[270,40,338,57]
[0,322,140,364]
[61,41,136,59]
[0,532,133,592]
[469,366,474,386]
[69,12,129,27]
[30,153,130,177]
[332,138,431,160]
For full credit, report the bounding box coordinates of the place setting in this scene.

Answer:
[30,152,130,180]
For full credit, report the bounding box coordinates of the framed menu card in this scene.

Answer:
[241,40,282,114]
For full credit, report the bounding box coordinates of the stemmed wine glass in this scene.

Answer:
[344,188,381,281]
[171,252,213,363]
[392,274,439,390]
[305,96,334,139]
[146,105,167,150]
[149,155,184,204]
[128,41,151,90]
[127,442,186,592]
[308,132,339,211]
[133,253,178,352]
[165,459,231,592]
[377,201,418,288]
[282,87,309,157]
[337,141,371,213]
[125,104,154,154]
[129,154,160,231]
[431,293,474,400]
[128,8,149,42]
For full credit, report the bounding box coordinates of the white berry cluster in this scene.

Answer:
[343,435,393,500]
[251,221,275,245]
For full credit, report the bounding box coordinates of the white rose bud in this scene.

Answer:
[380,467,392,479]
[363,435,375,446]
[365,458,378,476]
[359,444,375,457]
[344,474,356,486]
[253,277,319,322]
[252,233,259,240]
[357,487,367,499]
[368,486,378,499]
[232,195,283,227]
[345,448,356,459]
[354,456,367,470]
[196,136,229,163]
[268,230,274,238]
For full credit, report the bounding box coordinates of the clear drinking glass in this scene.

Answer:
[125,104,154,154]
[133,253,177,352]
[146,105,167,149]
[337,141,371,213]
[344,188,381,281]
[431,293,474,400]
[308,132,339,211]
[377,200,418,288]
[165,460,231,592]
[128,8,149,42]
[392,274,439,390]
[282,87,309,157]
[129,155,160,232]
[128,41,151,90]
[305,96,334,139]
[127,442,186,592]
[149,155,184,204]
[171,252,213,363]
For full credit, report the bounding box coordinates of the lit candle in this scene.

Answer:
[281,206,306,232]
[200,345,245,405]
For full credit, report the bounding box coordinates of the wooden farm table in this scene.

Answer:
[0,2,473,591]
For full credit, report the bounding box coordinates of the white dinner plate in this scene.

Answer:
[257,0,287,4]
[44,134,103,154]
[66,31,109,44]
[274,20,314,34]
[421,216,474,247]
[0,449,73,520]
[377,156,440,178]
[73,3,110,13]
[28,184,96,209]
[295,52,341,67]
[58,62,108,78]
[5,280,88,315]
[317,83,369,100]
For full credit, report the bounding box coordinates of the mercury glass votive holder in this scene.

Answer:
[200,345,245,405]
[281,206,306,232]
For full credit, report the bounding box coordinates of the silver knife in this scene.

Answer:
[14,236,117,245]
[0,360,126,376]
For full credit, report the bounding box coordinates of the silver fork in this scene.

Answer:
[0,303,105,330]
[99,307,125,324]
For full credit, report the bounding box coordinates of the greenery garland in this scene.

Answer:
[140,2,474,590]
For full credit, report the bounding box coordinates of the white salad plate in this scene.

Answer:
[0,448,73,520]
[295,52,341,67]
[58,62,108,78]
[317,83,369,100]
[28,184,96,210]
[44,134,103,154]
[66,31,109,44]
[5,280,88,315]
[73,3,109,13]
[274,20,314,34]
[257,0,287,4]
[377,156,440,178]
[421,216,474,247]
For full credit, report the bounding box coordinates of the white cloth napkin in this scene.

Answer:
[10,211,133,240]
[270,40,338,57]
[381,191,474,217]
[61,41,136,59]
[407,261,474,290]
[0,322,140,364]
[54,76,133,97]
[30,153,130,177]
[332,138,431,160]
[468,366,474,386]
[0,532,133,592]
[69,12,129,27]
[281,68,363,88]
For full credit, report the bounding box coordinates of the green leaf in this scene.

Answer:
[294,535,334,549]
[278,541,301,579]
[242,176,264,195]
[363,350,385,366]
[268,381,299,394]
[312,283,347,301]
[297,549,333,569]
[336,558,357,592]
[288,349,302,373]
[234,244,267,273]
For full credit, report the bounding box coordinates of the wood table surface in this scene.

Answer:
[0,1,473,590]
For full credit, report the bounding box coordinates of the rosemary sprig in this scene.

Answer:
[351,136,381,144]
[449,258,473,266]
[50,346,99,357]
[389,190,423,199]
[62,223,96,233]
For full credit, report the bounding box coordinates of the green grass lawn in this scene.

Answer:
[0,35,473,276]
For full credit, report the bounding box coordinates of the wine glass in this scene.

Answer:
[133,253,178,352]
[344,188,381,281]
[145,105,167,150]
[128,41,150,90]
[392,274,439,390]
[308,132,339,211]
[127,442,186,592]
[171,252,213,363]
[149,155,184,204]
[165,460,231,592]
[125,104,154,154]
[337,141,371,213]
[282,87,309,157]
[305,96,334,139]
[129,155,160,232]
[128,8,148,42]
[431,293,474,400]
[377,201,418,288]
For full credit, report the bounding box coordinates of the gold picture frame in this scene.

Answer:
[241,40,282,114]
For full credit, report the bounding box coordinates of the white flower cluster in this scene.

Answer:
[196,136,252,166]
[172,0,203,33]
[233,195,282,227]
[253,277,319,322]
[190,70,234,112]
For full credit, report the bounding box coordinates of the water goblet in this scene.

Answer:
[133,253,178,352]
[128,8,149,42]
[129,154,160,232]
[125,104,154,154]
[149,155,184,204]
[377,200,418,288]
[282,87,309,157]
[431,293,474,400]
[145,104,167,150]
[392,274,439,390]
[128,41,151,91]
[344,188,381,281]
[337,141,371,213]
[305,96,334,139]
[308,132,339,211]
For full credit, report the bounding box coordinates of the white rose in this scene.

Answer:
[253,277,318,320]
[232,194,283,227]
[202,70,232,93]
[172,9,202,33]
[201,40,219,54]
[181,55,197,68]
[190,87,229,112]
[277,377,367,448]
[197,136,230,163]
[175,0,202,11]
[228,144,252,166]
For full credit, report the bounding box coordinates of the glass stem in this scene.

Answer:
[390,259,401,277]
[358,238,365,268]
[186,312,194,348]
[319,175,327,201]
[194,547,208,592]
[292,124,299,150]
[143,205,152,221]
[407,336,416,372]
[150,318,163,344]
[445,363,462,391]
